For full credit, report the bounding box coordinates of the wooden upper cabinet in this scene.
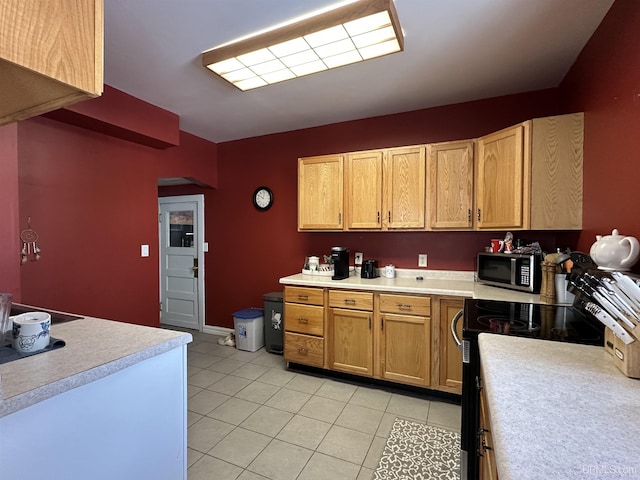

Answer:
[427,140,475,230]
[476,113,584,231]
[384,146,426,229]
[298,154,344,230]
[0,0,104,125]
[345,150,383,230]
[530,113,584,230]
[476,124,528,230]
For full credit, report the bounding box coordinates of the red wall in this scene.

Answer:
[559,0,640,253]
[15,116,216,326]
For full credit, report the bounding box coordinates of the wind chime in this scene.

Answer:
[20,217,41,264]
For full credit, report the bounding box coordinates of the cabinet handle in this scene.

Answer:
[477,208,481,221]
[338,213,342,224]
[298,294,308,300]
[298,317,309,323]
[377,211,380,224]
[381,317,384,331]
[467,209,472,222]
[397,303,412,310]
[344,299,356,305]
[388,211,391,223]
[369,317,372,329]
[298,348,308,355]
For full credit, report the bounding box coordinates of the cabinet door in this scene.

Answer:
[476,124,529,230]
[380,313,430,386]
[436,298,463,394]
[345,151,383,230]
[298,155,344,230]
[428,141,475,229]
[383,146,426,229]
[530,113,583,230]
[328,308,373,377]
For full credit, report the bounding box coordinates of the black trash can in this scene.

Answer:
[263,292,284,354]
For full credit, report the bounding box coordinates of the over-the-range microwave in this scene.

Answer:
[476,252,542,293]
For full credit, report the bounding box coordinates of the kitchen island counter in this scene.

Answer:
[279,270,542,303]
[0,308,192,480]
[0,310,191,417]
[479,334,640,480]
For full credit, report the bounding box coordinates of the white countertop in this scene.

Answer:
[279,269,543,303]
[479,334,640,480]
[0,311,192,418]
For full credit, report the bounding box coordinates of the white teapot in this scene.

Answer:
[589,229,639,271]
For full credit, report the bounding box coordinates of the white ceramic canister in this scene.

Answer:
[384,264,395,278]
[12,312,51,353]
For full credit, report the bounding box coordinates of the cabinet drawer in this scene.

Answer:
[284,303,324,335]
[379,294,430,316]
[284,332,324,367]
[284,286,324,306]
[328,290,373,311]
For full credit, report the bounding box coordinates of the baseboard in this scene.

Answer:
[202,325,234,336]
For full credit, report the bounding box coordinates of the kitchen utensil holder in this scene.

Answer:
[604,328,640,379]
[540,262,560,303]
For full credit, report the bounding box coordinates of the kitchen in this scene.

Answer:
[1,0,640,479]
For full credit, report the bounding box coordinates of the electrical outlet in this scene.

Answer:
[418,254,427,267]
[354,252,363,265]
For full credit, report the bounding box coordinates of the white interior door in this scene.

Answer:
[159,195,205,330]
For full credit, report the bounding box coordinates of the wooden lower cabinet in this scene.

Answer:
[435,297,464,394]
[380,312,430,386]
[284,332,324,367]
[328,308,373,376]
[283,286,465,393]
[284,286,326,368]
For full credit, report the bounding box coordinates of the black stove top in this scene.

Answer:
[463,299,604,346]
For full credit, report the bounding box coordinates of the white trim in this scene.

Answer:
[203,325,234,337]
[158,194,206,332]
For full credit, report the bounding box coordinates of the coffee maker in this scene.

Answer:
[331,246,350,280]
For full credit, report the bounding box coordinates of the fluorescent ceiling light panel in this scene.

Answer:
[202,0,403,91]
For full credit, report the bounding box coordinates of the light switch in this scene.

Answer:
[203,242,209,252]
[141,244,149,257]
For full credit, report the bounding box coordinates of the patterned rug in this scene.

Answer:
[374,418,461,480]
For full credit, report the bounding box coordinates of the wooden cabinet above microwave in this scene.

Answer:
[0,0,104,126]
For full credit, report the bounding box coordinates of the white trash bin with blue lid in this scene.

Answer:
[233,308,264,352]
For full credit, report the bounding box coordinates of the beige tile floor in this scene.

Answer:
[183,330,461,480]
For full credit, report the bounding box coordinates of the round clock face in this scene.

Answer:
[253,186,273,211]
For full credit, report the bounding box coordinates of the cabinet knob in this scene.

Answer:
[298,348,308,355]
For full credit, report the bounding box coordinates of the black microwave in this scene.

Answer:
[476,252,542,293]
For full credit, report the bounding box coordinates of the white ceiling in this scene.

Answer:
[104,0,614,144]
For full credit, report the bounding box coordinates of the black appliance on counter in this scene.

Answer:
[361,259,379,278]
[452,298,604,480]
[331,246,350,280]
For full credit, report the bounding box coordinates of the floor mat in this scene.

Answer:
[374,418,460,480]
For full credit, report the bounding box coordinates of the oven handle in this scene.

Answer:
[451,309,464,351]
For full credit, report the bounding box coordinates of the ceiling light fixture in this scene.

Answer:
[202,0,403,91]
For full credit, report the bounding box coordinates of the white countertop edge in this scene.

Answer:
[0,323,192,418]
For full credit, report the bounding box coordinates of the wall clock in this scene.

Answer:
[252,186,273,211]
